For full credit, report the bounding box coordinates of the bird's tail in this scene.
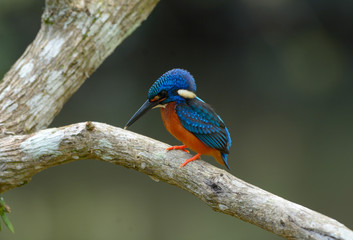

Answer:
[213,151,230,170]
[221,152,231,170]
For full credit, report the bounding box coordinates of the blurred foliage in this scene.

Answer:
[0,197,14,233]
[0,0,352,239]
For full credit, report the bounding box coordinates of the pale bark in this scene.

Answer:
[0,1,352,240]
[0,0,159,134]
[0,122,352,240]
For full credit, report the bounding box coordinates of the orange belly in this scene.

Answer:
[160,102,224,165]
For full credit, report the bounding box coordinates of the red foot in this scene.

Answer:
[166,145,190,153]
[179,153,202,168]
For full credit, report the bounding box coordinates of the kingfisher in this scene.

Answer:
[124,69,231,169]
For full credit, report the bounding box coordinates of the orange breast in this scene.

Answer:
[160,102,224,165]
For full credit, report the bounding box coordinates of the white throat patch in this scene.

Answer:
[177,89,196,99]
[152,104,166,109]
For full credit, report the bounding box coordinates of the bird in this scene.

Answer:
[124,68,231,169]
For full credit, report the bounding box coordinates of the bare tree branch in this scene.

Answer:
[0,121,352,240]
[0,0,159,135]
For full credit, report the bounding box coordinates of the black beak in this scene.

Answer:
[124,100,160,129]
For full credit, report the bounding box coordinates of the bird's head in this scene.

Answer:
[148,68,196,105]
[125,69,197,129]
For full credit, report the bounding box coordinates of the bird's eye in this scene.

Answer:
[150,90,168,102]
[159,90,167,98]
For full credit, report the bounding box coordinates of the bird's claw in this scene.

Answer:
[178,153,202,168]
[166,145,190,153]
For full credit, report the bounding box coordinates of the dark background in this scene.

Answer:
[1,0,352,239]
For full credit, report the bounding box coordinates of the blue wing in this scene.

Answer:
[175,97,231,154]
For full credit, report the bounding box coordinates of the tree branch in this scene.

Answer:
[0,0,159,135]
[0,121,352,240]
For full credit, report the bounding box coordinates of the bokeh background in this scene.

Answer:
[1,0,352,239]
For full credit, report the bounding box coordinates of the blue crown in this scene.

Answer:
[148,69,197,100]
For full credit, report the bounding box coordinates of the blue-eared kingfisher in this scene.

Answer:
[124,69,231,169]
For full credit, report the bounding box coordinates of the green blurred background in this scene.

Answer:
[1,0,352,239]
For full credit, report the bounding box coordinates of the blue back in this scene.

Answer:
[176,97,231,156]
